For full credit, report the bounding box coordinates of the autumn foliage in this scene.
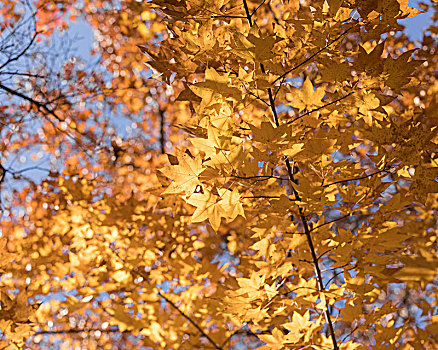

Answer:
[0,0,437,349]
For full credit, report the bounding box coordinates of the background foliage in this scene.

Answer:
[0,0,437,349]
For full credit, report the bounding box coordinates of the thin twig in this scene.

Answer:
[273,26,354,85]
[0,82,63,122]
[222,64,271,107]
[324,268,347,290]
[0,71,45,78]
[231,174,287,181]
[251,0,266,17]
[105,241,223,350]
[286,91,355,125]
[310,214,351,232]
[7,165,51,176]
[340,325,359,343]
[34,328,127,335]
[0,30,39,70]
[322,168,390,188]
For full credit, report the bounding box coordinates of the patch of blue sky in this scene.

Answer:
[0,9,158,206]
[400,0,435,41]
[33,288,78,304]
[0,20,95,211]
[211,241,239,274]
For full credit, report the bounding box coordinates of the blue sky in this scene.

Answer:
[400,0,435,40]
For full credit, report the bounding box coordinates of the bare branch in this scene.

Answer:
[0,30,39,70]
[0,82,63,122]
[0,71,45,78]
[35,328,126,335]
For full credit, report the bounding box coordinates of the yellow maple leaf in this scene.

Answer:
[189,68,241,111]
[284,310,313,333]
[186,189,223,231]
[258,327,284,350]
[189,124,231,156]
[159,153,205,195]
[249,121,290,146]
[287,77,325,111]
[217,188,245,221]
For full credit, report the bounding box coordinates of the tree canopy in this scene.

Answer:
[0,0,437,349]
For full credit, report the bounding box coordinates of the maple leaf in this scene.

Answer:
[186,188,223,231]
[258,327,285,350]
[287,77,325,111]
[319,60,351,83]
[249,121,290,146]
[186,187,244,230]
[383,50,425,91]
[217,188,245,221]
[189,124,233,168]
[159,153,205,195]
[283,311,314,343]
[189,67,241,111]
[355,41,385,77]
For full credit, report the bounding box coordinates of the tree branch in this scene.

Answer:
[0,82,88,147]
[156,290,222,350]
[0,164,5,186]
[242,2,339,348]
[251,0,266,17]
[0,82,63,122]
[0,30,39,70]
[297,207,339,350]
[158,107,166,154]
[231,174,287,181]
[242,195,281,199]
[0,71,45,78]
[310,214,351,232]
[243,1,279,127]
[35,328,126,335]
